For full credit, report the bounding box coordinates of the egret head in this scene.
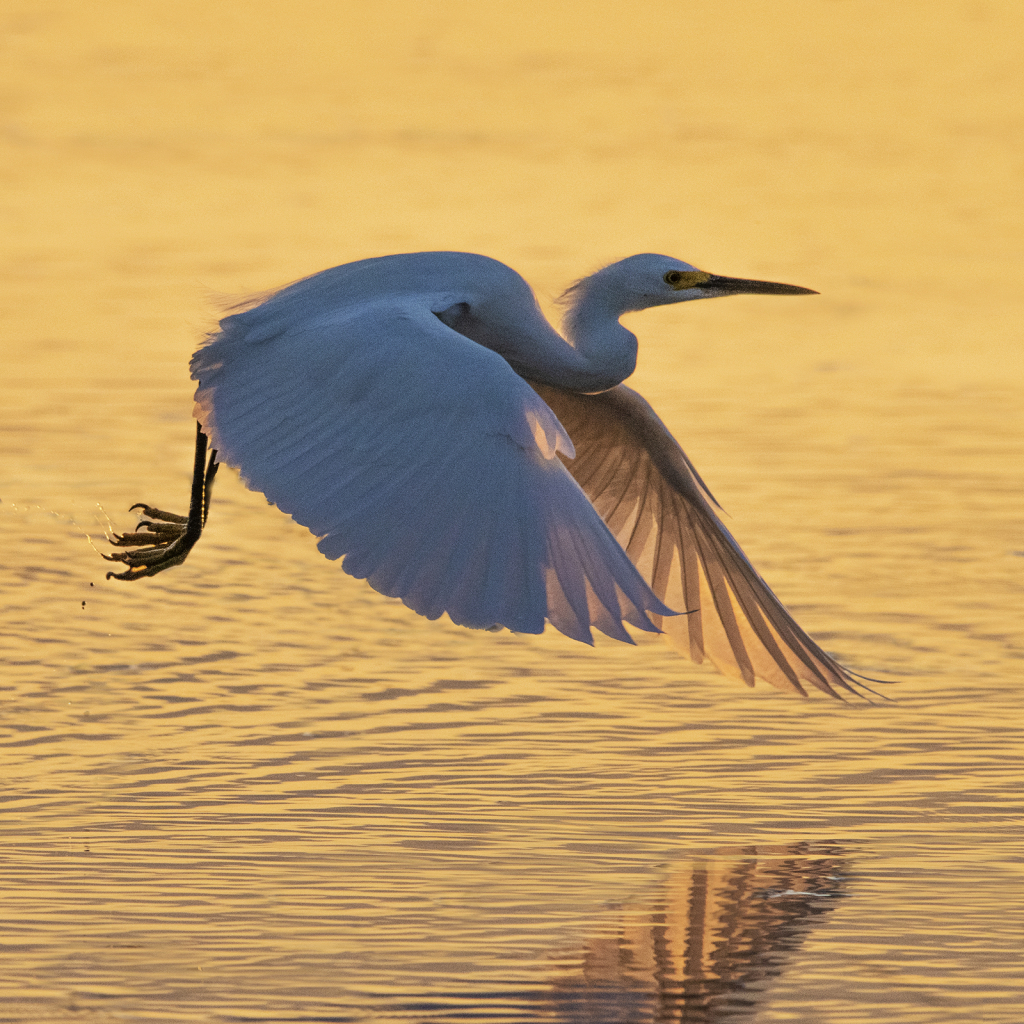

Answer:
[562,253,817,316]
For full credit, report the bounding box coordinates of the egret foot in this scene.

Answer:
[104,423,218,581]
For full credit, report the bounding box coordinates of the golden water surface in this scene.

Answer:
[1,1,1022,1021]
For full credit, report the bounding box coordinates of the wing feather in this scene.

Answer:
[531,383,871,698]
[191,303,672,642]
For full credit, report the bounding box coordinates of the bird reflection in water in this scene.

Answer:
[543,841,849,1022]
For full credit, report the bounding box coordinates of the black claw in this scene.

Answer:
[137,521,185,536]
[105,423,219,582]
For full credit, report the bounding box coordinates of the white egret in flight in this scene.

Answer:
[105,251,878,699]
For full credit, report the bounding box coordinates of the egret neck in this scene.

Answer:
[558,276,640,393]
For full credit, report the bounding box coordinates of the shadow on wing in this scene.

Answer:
[532,383,873,699]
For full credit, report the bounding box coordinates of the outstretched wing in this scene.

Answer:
[190,302,672,643]
[531,382,869,698]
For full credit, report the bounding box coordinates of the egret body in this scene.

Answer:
[106,251,876,699]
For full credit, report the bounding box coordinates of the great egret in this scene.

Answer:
[105,251,877,699]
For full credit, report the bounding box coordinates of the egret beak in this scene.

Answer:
[700,274,818,296]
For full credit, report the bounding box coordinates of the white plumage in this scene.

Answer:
[108,250,878,700]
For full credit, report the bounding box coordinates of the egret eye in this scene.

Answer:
[664,269,713,290]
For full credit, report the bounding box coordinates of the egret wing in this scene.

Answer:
[191,302,671,643]
[531,383,868,698]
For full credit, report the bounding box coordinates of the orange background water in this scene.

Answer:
[1,2,1022,1020]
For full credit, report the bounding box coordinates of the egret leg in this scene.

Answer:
[104,422,219,581]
